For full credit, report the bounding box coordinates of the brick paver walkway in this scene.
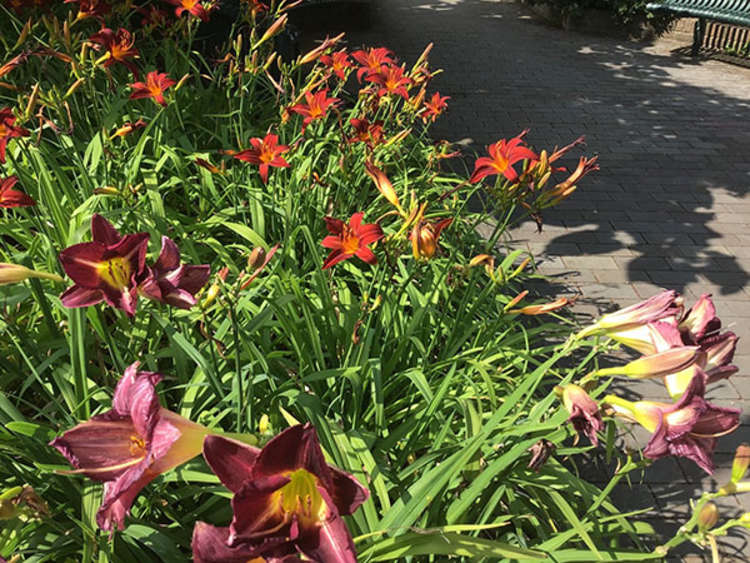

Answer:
[344,0,750,559]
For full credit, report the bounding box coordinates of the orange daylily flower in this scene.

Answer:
[470,130,538,184]
[366,65,412,100]
[420,92,449,123]
[129,71,176,107]
[321,212,383,270]
[411,217,452,260]
[288,89,339,133]
[348,117,384,147]
[89,28,139,76]
[320,49,352,81]
[351,47,396,81]
[165,0,213,22]
[0,107,29,164]
[233,134,290,184]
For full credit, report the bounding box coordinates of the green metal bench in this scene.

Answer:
[646,0,750,55]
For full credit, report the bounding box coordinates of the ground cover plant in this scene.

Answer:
[0,1,748,561]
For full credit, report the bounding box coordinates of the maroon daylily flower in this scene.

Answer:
[65,0,110,21]
[321,212,383,270]
[59,214,149,317]
[192,424,369,562]
[138,236,210,309]
[607,374,740,474]
[0,175,35,208]
[288,89,340,133]
[469,131,538,184]
[233,134,290,184]
[50,362,209,530]
[562,384,603,446]
[0,107,30,164]
[89,28,140,77]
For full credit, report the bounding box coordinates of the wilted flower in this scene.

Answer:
[411,215,452,260]
[89,28,139,76]
[192,424,368,562]
[59,214,149,317]
[561,384,603,446]
[138,236,210,309]
[348,117,384,147]
[288,89,339,133]
[233,134,290,184]
[129,71,176,107]
[50,362,210,530]
[0,108,29,164]
[111,119,147,139]
[469,131,538,184]
[0,175,35,208]
[321,212,383,270]
[606,374,740,474]
[351,47,396,81]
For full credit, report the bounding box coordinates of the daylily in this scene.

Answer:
[288,89,339,133]
[89,28,139,76]
[364,160,401,211]
[510,296,572,316]
[595,346,701,379]
[348,117,384,147]
[351,47,396,81]
[166,0,213,22]
[320,50,352,81]
[0,108,29,164]
[138,236,210,309]
[192,424,368,562]
[65,0,110,21]
[576,290,682,339]
[59,214,149,316]
[469,131,538,184]
[420,92,449,123]
[139,5,171,27]
[561,384,603,446]
[411,215,452,260]
[0,175,35,208]
[679,293,720,343]
[233,134,290,184]
[365,65,412,100]
[321,212,383,270]
[111,119,147,139]
[50,363,210,530]
[604,319,680,356]
[605,374,740,474]
[129,71,176,107]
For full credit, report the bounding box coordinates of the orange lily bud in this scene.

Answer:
[202,267,229,307]
[14,20,32,50]
[23,83,40,121]
[504,290,529,311]
[258,14,288,47]
[64,77,85,99]
[175,73,191,91]
[298,32,345,65]
[93,186,121,196]
[365,160,401,212]
[511,296,571,315]
[732,443,750,483]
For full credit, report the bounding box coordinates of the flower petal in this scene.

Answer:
[202,435,261,493]
[91,214,122,246]
[60,285,104,308]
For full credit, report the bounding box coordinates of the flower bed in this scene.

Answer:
[0,1,746,561]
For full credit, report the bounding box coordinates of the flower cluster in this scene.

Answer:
[563,291,741,474]
[59,214,210,316]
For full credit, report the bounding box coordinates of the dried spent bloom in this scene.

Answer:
[129,71,176,107]
[192,424,368,562]
[321,212,383,270]
[562,384,603,446]
[0,175,35,208]
[411,217,452,260]
[50,363,210,530]
[59,214,149,317]
[233,134,290,184]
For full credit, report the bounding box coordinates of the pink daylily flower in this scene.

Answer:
[192,424,369,562]
[50,363,209,530]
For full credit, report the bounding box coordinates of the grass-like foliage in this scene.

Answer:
[0,2,744,562]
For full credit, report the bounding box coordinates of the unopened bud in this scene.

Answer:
[64,77,85,99]
[732,443,750,483]
[248,247,267,270]
[698,502,719,531]
[258,14,288,47]
[0,263,63,285]
[259,414,269,434]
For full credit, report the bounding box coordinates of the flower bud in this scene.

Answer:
[698,502,719,531]
[0,263,63,285]
[732,443,750,483]
[598,347,700,379]
[258,14,288,47]
[365,160,400,211]
[248,247,267,270]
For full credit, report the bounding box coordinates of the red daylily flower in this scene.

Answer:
[288,89,339,133]
[89,28,139,76]
[469,131,538,184]
[65,0,110,21]
[365,65,412,100]
[138,236,210,309]
[165,0,213,22]
[50,363,209,530]
[0,176,35,208]
[607,374,740,474]
[562,384,603,446]
[233,134,290,184]
[129,71,176,107]
[59,214,150,317]
[192,424,369,562]
[351,47,395,81]
[420,92,449,123]
[321,212,383,270]
[0,108,29,164]
[348,117,384,147]
[320,50,352,81]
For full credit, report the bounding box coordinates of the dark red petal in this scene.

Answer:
[329,466,369,515]
[154,236,181,272]
[60,285,104,308]
[324,217,344,235]
[0,188,36,207]
[296,488,357,563]
[59,242,109,288]
[91,214,122,246]
[111,362,162,437]
[203,435,261,493]
[107,232,150,276]
[177,264,211,294]
[192,522,271,563]
[322,249,349,269]
[230,474,290,544]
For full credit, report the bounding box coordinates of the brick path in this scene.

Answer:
[344,0,750,559]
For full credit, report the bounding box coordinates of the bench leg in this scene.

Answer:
[692,18,706,56]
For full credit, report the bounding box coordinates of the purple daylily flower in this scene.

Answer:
[50,362,209,530]
[138,236,210,309]
[192,424,369,563]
